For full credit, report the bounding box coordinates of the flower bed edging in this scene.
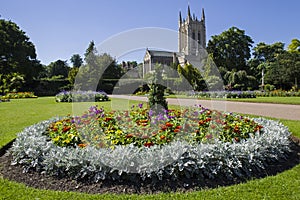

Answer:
[10,117,291,184]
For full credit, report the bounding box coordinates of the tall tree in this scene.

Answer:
[70,54,83,68]
[265,51,300,90]
[287,38,300,54]
[207,27,254,74]
[75,42,121,92]
[47,60,69,78]
[249,42,285,89]
[0,19,42,85]
[207,27,254,89]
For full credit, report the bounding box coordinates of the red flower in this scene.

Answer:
[160,125,167,131]
[126,134,134,138]
[206,134,213,139]
[142,135,149,139]
[254,125,264,132]
[233,125,240,133]
[176,125,182,129]
[165,122,173,127]
[173,129,180,133]
[144,141,154,147]
[206,118,212,122]
[210,124,216,129]
[141,123,148,127]
[104,117,112,122]
[199,120,205,125]
[62,126,71,132]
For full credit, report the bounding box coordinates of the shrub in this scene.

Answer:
[1,92,37,99]
[187,91,256,99]
[148,64,168,113]
[55,90,109,102]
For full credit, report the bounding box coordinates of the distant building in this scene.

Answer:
[143,5,206,77]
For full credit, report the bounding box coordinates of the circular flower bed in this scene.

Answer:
[10,104,292,185]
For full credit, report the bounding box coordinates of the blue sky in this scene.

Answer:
[1,0,300,65]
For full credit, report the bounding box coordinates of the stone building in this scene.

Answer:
[143,5,206,77]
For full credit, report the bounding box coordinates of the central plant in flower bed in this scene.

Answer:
[10,103,291,186]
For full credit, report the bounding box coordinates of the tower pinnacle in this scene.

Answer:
[187,5,191,19]
[201,8,205,21]
[179,11,182,24]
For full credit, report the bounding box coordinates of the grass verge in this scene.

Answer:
[166,95,300,105]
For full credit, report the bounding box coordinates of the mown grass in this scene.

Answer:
[0,97,299,199]
[223,97,300,105]
[167,95,300,105]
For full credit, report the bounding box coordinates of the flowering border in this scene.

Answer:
[55,90,109,102]
[10,117,291,183]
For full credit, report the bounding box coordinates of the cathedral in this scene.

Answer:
[143,5,206,77]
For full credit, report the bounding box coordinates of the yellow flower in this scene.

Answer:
[53,136,60,142]
[115,130,123,135]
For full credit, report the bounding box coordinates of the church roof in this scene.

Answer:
[147,49,178,57]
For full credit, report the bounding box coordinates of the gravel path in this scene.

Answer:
[109,95,300,120]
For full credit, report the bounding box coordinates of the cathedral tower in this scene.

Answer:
[178,6,206,56]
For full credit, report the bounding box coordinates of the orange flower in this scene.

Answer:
[62,126,71,132]
[160,135,166,140]
[173,129,180,133]
[104,117,112,122]
[160,125,167,131]
[176,125,182,129]
[199,120,205,125]
[233,125,240,133]
[126,134,134,138]
[78,143,87,148]
[165,122,173,127]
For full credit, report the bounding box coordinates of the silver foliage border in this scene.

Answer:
[10,117,292,182]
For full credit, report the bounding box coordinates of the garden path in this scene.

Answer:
[109,95,300,120]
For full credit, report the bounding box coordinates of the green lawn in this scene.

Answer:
[223,97,300,105]
[166,95,300,105]
[0,97,299,199]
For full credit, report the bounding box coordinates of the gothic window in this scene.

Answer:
[198,32,201,43]
[192,32,196,48]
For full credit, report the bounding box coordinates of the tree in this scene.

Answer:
[287,38,300,54]
[207,27,254,74]
[265,51,300,90]
[224,69,256,90]
[252,42,285,62]
[207,27,254,89]
[47,60,69,78]
[70,54,83,68]
[84,40,97,64]
[0,19,42,88]
[0,73,24,94]
[75,42,121,92]
[177,64,205,91]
